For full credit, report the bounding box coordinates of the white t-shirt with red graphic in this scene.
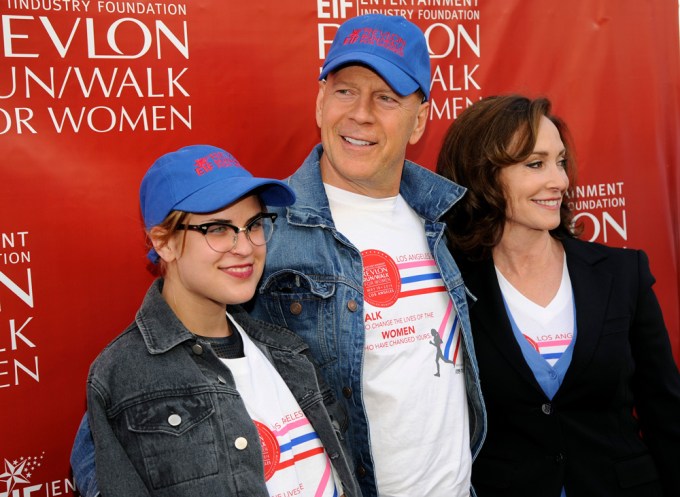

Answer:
[222,314,342,497]
[496,260,574,366]
[326,184,471,497]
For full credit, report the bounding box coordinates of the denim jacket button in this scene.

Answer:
[289,302,303,315]
[234,437,248,450]
[191,343,204,355]
[342,386,352,398]
[217,375,227,384]
[347,300,358,312]
[168,414,182,427]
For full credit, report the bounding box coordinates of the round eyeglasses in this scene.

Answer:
[177,212,277,253]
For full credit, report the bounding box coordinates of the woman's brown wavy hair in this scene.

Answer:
[436,95,580,260]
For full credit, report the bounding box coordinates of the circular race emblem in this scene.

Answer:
[362,249,401,308]
[253,420,280,481]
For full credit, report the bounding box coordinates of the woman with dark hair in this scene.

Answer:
[437,94,680,497]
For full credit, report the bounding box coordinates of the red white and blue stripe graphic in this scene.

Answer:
[396,260,461,364]
[396,259,446,299]
[271,418,339,496]
[523,335,570,366]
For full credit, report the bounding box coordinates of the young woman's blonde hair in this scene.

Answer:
[147,210,190,275]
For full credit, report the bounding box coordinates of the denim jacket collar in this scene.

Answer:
[136,279,194,355]
[136,279,309,356]
[228,306,310,354]
[287,144,467,227]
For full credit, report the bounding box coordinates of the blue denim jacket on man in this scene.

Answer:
[249,144,487,497]
[84,278,360,497]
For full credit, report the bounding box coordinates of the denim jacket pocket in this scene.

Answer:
[124,391,219,489]
[257,270,339,366]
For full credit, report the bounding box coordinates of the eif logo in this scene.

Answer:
[0,452,78,497]
[1,453,43,497]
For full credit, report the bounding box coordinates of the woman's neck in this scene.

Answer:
[493,230,561,276]
[161,279,232,338]
[492,230,564,307]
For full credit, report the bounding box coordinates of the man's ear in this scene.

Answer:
[408,101,430,145]
[315,80,327,129]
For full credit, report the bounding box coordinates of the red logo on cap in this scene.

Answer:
[194,152,240,176]
[344,28,405,57]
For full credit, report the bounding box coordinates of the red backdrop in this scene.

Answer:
[1,1,678,495]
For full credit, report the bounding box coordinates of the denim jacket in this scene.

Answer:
[84,278,359,497]
[250,144,487,497]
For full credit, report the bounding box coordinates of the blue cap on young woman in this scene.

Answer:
[139,145,296,263]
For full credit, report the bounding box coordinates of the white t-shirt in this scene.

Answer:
[496,260,574,366]
[326,184,471,497]
[222,314,342,497]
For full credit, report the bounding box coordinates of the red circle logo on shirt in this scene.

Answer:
[523,334,540,352]
[362,249,401,308]
[254,420,280,481]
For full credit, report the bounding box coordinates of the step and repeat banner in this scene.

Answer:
[1,1,679,495]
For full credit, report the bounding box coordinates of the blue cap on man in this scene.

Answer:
[319,14,431,101]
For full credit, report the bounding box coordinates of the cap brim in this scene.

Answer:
[319,52,420,97]
[174,177,295,214]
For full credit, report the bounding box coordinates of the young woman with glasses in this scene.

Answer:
[76,145,359,497]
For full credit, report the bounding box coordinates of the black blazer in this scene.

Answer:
[458,238,680,497]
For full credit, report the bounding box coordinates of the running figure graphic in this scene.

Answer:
[429,329,453,377]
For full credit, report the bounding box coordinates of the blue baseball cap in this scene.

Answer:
[319,14,431,101]
[140,145,295,262]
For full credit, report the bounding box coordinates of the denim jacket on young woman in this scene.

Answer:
[249,144,487,497]
[83,278,359,497]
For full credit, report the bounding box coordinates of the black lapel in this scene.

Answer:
[558,238,612,391]
[461,257,547,396]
